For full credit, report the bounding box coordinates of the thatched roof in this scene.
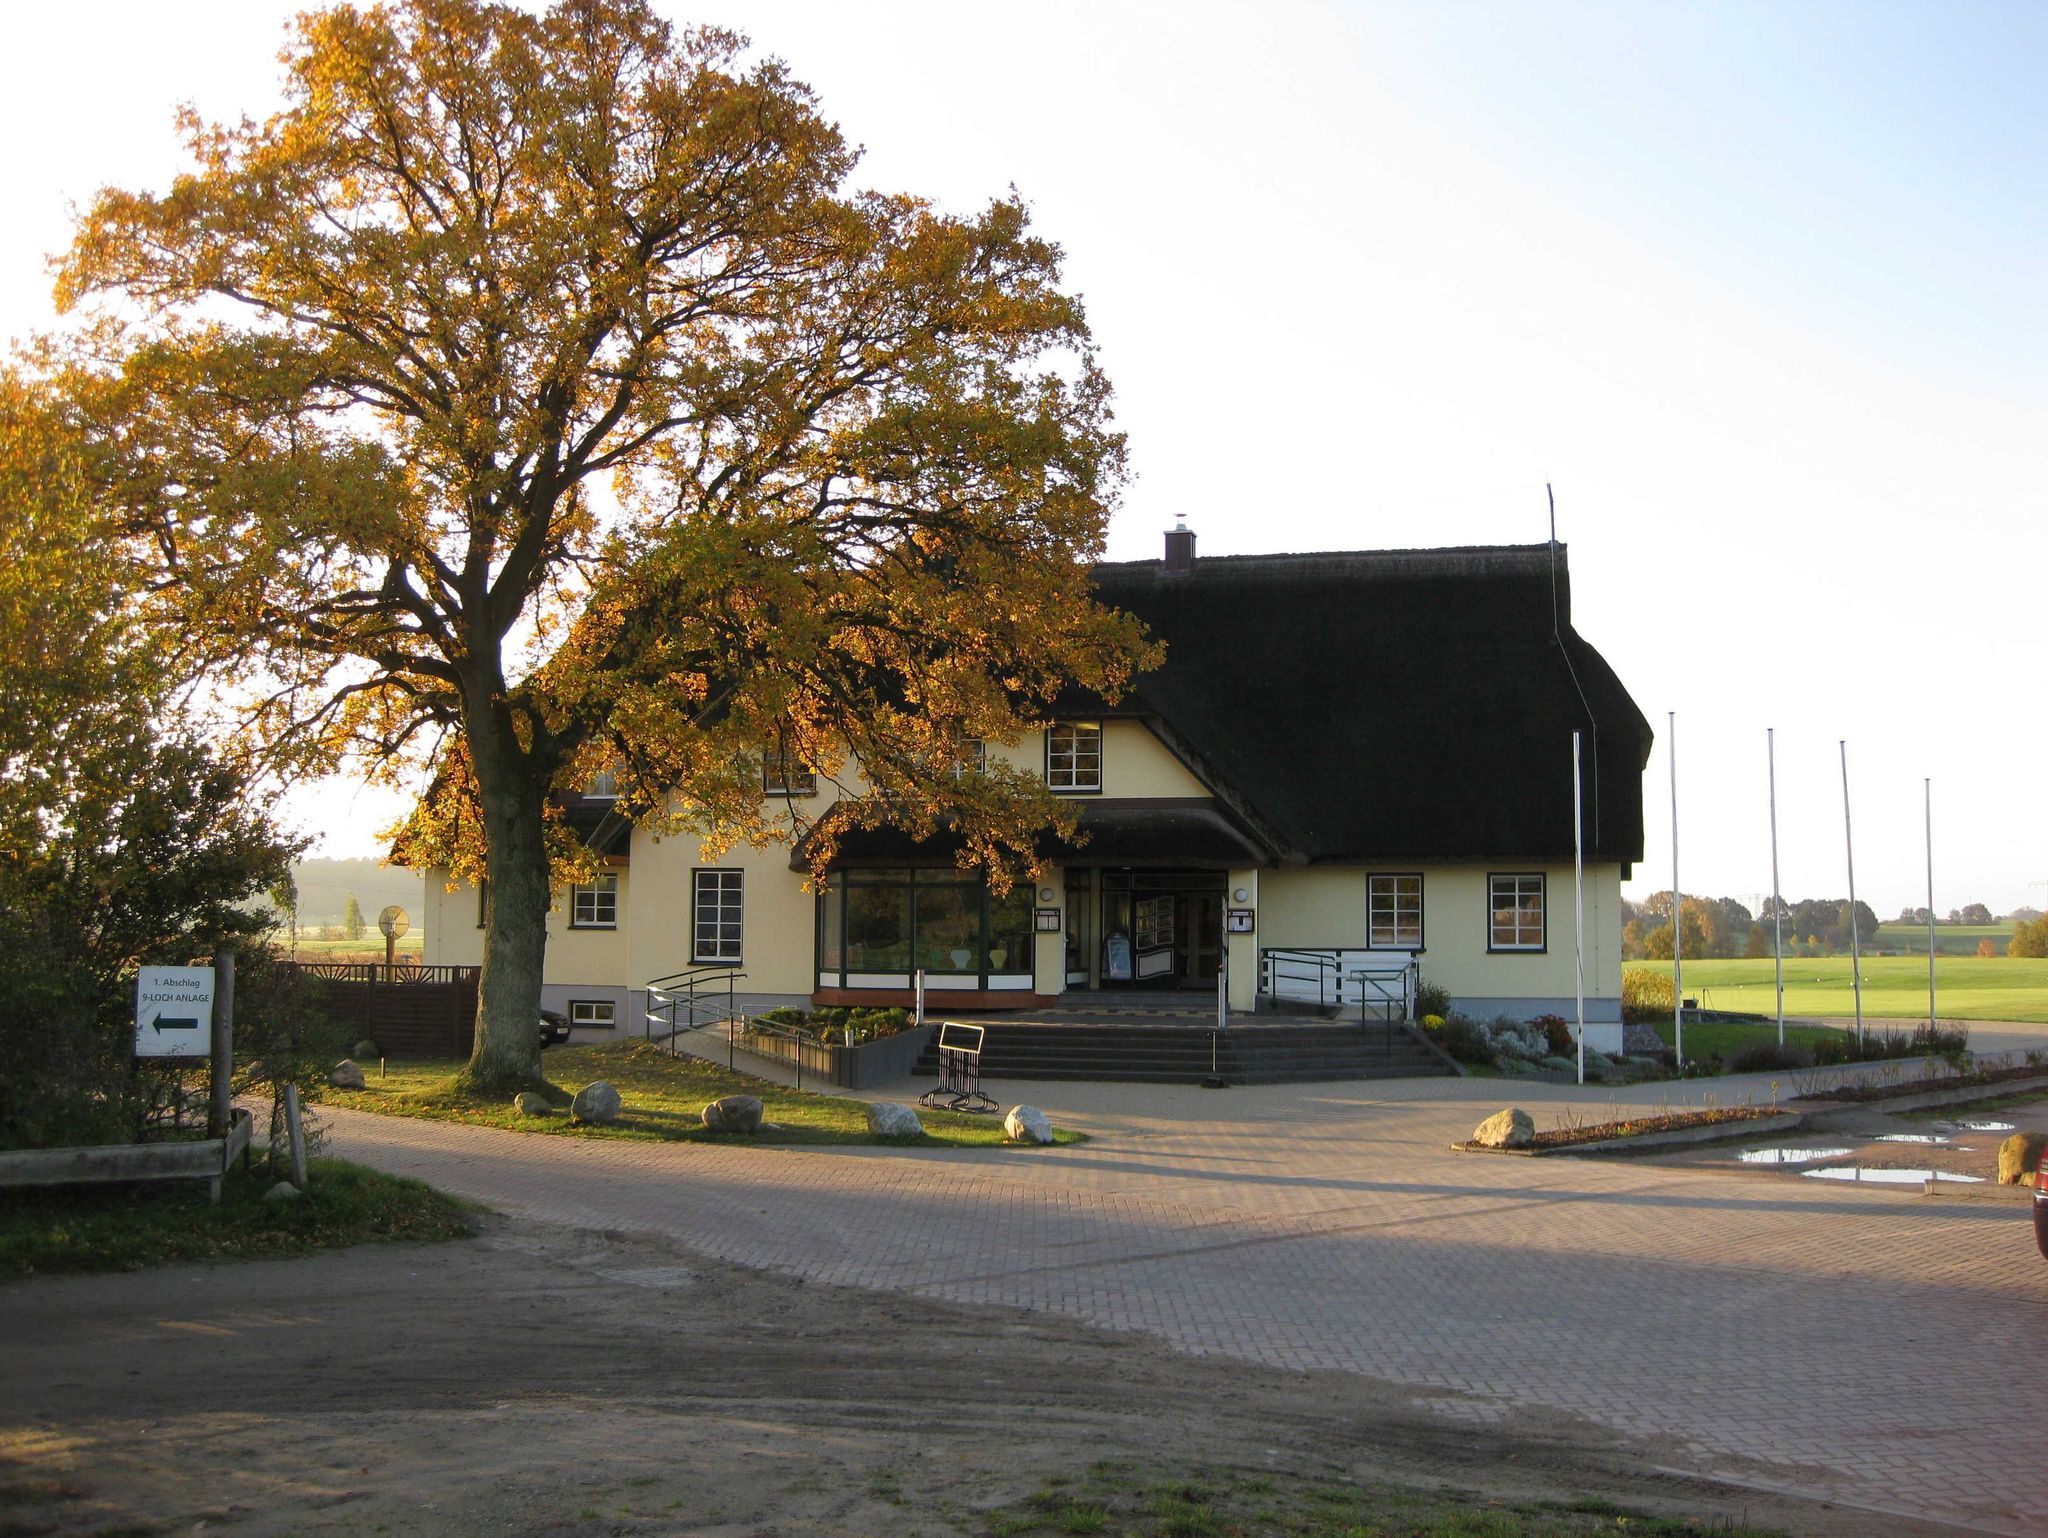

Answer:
[1071,543,1650,869]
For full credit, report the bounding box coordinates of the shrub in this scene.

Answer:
[1484,1015,1546,1061]
[810,1006,851,1030]
[1414,979,1451,1022]
[756,1006,808,1028]
[1530,1013,1574,1057]
[1810,1032,1852,1067]
[352,1039,379,1060]
[1621,968,1673,1024]
[1724,1040,1814,1074]
[845,1007,911,1038]
[1431,1012,1496,1065]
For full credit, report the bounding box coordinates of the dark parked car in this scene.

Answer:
[539,1009,572,1049]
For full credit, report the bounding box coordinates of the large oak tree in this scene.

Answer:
[59,0,1151,1091]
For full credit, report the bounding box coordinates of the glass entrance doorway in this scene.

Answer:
[1098,869,1226,990]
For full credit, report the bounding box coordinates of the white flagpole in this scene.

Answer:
[1768,728,1785,1047]
[1925,778,1936,1033]
[1573,731,1586,1086]
[1670,711,1682,1068]
[1841,740,1864,1047]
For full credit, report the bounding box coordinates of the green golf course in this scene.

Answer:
[1626,954,2048,1024]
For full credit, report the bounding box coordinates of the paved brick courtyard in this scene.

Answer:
[324,1061,2048,1535]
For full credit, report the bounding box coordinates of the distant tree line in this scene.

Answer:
[1894,903,1996,925]
[1621,894,1879,960]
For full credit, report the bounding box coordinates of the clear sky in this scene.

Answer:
[5,1,2042,919]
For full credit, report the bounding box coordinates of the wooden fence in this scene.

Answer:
[291,963,481,1059]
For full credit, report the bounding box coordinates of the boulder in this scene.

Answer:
[1998,1131,2047,1186]
[328,1059,367,1090]
[865,1102,923,1138]
[1003,1104,1055,1145]
[263,1181,302,1202]
[701,1094,765,1133]
[1472,1107,1535,1148]
[570,1081,623,1124]
[513,1091,553,1118]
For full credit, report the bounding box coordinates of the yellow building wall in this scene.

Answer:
[420,870,634,985]
[986,720,1209,800]
[1254,863,1624,1006]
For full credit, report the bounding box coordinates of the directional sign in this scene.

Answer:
[135,967,215,1059]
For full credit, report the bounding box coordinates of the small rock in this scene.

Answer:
[865,1102,923,1138]
[570,1081,622,1124]
[1003,1104,1055,1145]
[1998,1131,2047,1186]
[701,1094,765,1133]
[328,1059,367,1090]
[263,1181,302,1203]
[513,1091,553,1118]
[1472,1107,1534,1148]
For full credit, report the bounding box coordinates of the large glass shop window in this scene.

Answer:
[820,870,1037,982]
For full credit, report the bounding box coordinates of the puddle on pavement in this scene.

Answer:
[1937,1118,2015,1133]
[1875,1133,1956,1145]
[1737,1146,1853,1165]
[1801,1166,1985,1184]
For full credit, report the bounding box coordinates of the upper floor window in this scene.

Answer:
[1368,874,1422,949]
[1045,721,1102,792]
[570,873,618,929]
[949,738,986,778]
[1488,873,1545,952]
[585,769,618,799]
[763,740,817,797]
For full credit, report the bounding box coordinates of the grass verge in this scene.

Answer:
[983,1464,1783,1536]
[320,1040,1084,1148]
[0,1157,474,1279]
[1647,1020,1839,1062]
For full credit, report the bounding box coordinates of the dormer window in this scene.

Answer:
[585,769,618,800]
[1045,722,1102,793]
[763,741,817,797]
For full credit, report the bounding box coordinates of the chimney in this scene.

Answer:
[1163,518,1196,575]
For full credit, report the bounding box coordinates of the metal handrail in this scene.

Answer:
[644,967,749,1054]
[1260,947,1342,1007]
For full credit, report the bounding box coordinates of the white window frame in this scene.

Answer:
[693,868,744,963]
[568,1000,615,1030]
[1045,721,1103,792]
[585,768,618,799]
[762,742,817,797]
[1488,873,1545,952]
[1368,874,1423,950]
[950,738,987,778]
[570,873,618,930]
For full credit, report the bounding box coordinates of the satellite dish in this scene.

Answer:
[377,904,410,940]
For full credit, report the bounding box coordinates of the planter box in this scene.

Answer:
[1454,1110,1804,1157]
[737,1023,934,1090]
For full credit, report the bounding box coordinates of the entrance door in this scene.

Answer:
[1098,870,1226,990]
[1181,892,1222,988]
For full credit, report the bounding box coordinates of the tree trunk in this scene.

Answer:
[462,705,553,1094]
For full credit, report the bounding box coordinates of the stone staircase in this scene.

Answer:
[909,1020,1454,1086]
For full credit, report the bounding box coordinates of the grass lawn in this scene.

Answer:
[0,1157,474,1279]
[285,933,425,961]
[1874,921,2013,956]
[1626,955,2048,1024]
[320,1039,1083,1148]
[983,1463,1784,1537]
[1644,1017,1843,1062]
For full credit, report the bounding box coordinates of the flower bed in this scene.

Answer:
[1454,1105,1794,1156]
[1792,1061,2048,1106]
